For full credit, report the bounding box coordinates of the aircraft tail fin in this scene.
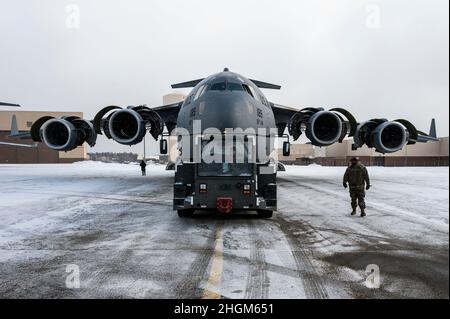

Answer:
[416,119,439,142]
[10,115,19,136]
[429,118,437,138]
[8,115,32,139]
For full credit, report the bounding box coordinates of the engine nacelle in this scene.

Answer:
[305,111,343,147]
[289,108,356,147]
[94,105,164,146]
[354,120,409,154]
[108,109,146,145]
[39,117,97,151]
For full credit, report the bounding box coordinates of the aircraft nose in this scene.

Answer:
[199,94,256,131]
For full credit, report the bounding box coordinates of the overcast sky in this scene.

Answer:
[1,0,448,155]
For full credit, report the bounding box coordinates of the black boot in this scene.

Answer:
[360,209,366,217]
[351,209,357,216]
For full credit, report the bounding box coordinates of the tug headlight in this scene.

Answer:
[199,184,208,193]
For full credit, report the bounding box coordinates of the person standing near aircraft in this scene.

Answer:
[343,157,371,217]
[140,160,147,176]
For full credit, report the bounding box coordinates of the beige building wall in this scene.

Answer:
[321,140,348,157]
[163,93,186,105]
[59,147,87,160]
[387,141,438,157]
[0,111,83,131]
[312,139,376,158]
[439,137,449,156]
[276,136,449,166]
[314,138,448,158]
[278,143,314,161]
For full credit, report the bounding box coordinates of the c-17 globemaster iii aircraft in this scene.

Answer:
[2,69,438,218]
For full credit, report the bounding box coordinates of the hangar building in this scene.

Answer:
[278,137,449,167]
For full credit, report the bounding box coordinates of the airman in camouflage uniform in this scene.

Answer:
[343,157,371,217]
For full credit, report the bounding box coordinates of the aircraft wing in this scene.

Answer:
[2,100,184,152]
[271,103,359,134]
[271,103,299,123]
[4,90,437,155]
[151,101,183,134]
[171,79,205,89]
[270,103,300,136]
[0,141,37,148]
[249,80,281,90]
[90,101,182,143]
[0,102,20,107]
[271,102,438,153]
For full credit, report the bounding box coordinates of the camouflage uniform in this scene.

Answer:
[343,163,371,212]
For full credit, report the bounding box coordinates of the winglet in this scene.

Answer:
[429,118,437,138]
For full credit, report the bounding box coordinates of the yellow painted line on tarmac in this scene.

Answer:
[202,227,224,299]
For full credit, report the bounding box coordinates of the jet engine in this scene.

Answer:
[288,107,357,147]
[108,109,146,145]
[94,105,164,145]
[34,116,97,151]
[353,119,413,154]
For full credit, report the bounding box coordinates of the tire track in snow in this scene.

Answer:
[5,188,172,207]
[275,216,329,299]
[244,220,269,299]
[174,221,219,299]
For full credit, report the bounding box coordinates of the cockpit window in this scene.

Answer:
[244,85,260,102]
[242,84,253,97]
[210,82,227,91]
[209,81,244,92]
[228,82,244,91]
[194,84,207,101]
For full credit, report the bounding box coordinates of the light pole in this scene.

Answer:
[143,105,149,163]
[143,134,146,162]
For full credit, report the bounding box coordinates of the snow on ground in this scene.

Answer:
[0,162,448,299]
